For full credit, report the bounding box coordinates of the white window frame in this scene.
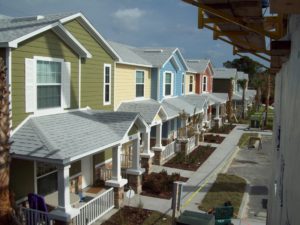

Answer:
[202,75,208,93]
[103,64,111,105]
[33,56,66,115]
[189,75,194,93]
[163,71,174,97]
[135,70,145,98]
[181,74,185,95]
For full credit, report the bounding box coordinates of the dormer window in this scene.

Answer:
[202,76,207,92]
[164,72,173,97]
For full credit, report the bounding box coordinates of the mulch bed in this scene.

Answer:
[102,206,171,225]
[163,145,216,171]
[209,124,236,134]
[141,170,188,199]
[204,134,225,144]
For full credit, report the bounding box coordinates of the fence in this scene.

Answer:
[74,187,114,225]
[21,207,53,225]
[162,141,176,161]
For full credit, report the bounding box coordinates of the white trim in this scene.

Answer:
[182,73,185,95]
[162,71,174,98]
[69,172,82,180]
[116,61,152,68]
[103,63,112,105]
[157,69,160,100]
[78,57,81,108]
[189,75,194,93]
[135,70,145,98]
[11,114,33,135]
[36,169,58,180]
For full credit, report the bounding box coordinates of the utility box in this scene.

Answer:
[215,206,234,225]
[176,210,215,225]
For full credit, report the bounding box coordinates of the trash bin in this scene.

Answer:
[215,206,233,225]
[250,116,260,128]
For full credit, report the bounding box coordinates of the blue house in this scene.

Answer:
[133,48,188,101]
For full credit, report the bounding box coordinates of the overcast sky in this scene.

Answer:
[0,0,262,67]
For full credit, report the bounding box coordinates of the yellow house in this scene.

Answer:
[108,41,153,110]
[185,71,195,94]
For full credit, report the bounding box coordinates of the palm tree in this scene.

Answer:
[226,78,234,123]
[252,76,263,112]
[237,79,248,119]
[0,58,19,225]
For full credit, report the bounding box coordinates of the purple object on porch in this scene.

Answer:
[28,193,48,212]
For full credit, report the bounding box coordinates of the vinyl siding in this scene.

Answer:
[114,63,151,109]
[151,68,158,100]
[10,159,34,200]
[11,30,79,127]
[64,19,115,110]
[93,148,113,166]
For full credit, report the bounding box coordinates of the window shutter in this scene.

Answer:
[25,58,36,113]
[62,62,71,109]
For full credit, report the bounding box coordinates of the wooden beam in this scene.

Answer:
[183,0,281,39]
[198,7,204,29]
[271,40,291,57]
[206,1,259,9]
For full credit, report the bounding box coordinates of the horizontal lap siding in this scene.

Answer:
[11,31,79,127]
[114,64,151,109]
[64,20,115,110]
[185,72,195,94]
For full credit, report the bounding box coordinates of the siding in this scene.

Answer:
[93,148,112,166]
[114,63,151,109]
[10,159,34,200]
[213,79,231,93]
[11,31,79,127]
[64,19,115,110]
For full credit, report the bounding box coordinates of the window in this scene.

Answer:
[182,74,185,95]
[164,72,173,96]
[136,71,144,97]
[36,162,58,196]
[189,76,193,92]
[36,60,62,109]
[25,57,70,114]
[104,64,111,105]
[202,76,207,92]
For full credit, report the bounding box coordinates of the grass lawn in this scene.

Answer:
[102,206,172,225]
[199,174,247,217]
[237,133,259,148]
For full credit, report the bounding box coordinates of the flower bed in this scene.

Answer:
[163,145,216,171]
[209,124,235,134]
[102,206,172,225]
[141,170,188,199]
[204,134,225,144]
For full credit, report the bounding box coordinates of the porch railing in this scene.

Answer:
[162,141,176,161]
[121,153,132,168]
[187,135,196,154]
[98,167,112,181]
[21,207,53,225]
[74,187,114,225]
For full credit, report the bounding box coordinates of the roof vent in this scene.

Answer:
[144,49,163,53]
[11,15,45,23]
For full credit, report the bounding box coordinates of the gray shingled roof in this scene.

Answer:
[186,59,210,73]
[0,12,74,44]
[161,95,207,117]
[213,68,237,79]
[117,99,162,124]
[11,110,140,163]
[133,47,177,67]
[108,41,152,66]
[202,93,227,105]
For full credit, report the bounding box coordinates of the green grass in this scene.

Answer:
[199,174,247,217]
[237,133,259,148]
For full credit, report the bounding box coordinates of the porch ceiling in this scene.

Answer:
[182,0,288,66]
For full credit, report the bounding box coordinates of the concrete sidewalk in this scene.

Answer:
[124,124,248,215]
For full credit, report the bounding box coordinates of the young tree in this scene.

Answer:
[226,78,234,122]
[237,79,248,119]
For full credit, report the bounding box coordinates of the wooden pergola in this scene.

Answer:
[182,0,293,74]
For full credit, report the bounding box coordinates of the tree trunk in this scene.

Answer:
[242,88,246,119]
[227,79,233,123]
[264,74,271,127]
[0,58,13,224]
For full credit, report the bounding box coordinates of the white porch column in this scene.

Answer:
[142,131,151,155]
[155,123,162,148]
[127,136,144,175]
[215,104,220,119]
[204,107,208,121]
[50,165,79,222]
[106,145,128,188]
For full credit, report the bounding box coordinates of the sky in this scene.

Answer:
[0,0,259,67]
